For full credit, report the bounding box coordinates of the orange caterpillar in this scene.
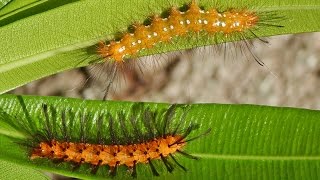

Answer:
[98,0,259,62]
[25,104,211,178]
[31,136,185,176]
[93,0,282,100]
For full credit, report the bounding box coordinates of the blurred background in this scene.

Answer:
[11,32,320,110]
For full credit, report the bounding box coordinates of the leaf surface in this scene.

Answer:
[0,94,319,179]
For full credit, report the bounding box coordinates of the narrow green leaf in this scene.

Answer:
[0,0,81,27]
[0,0,320,93]
[0,94,319,179]
[0,0,46,17]
[0,158,49,180]
[0,0,12,10]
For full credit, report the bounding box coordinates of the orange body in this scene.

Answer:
[97,0,259,62]
[31,135,185,168]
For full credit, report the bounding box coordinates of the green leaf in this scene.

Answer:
[0,0,12,10]
[0,0,46,17]
[0,0,81,27]
[0,94,319,179]
[0,0,320,94]
[0,158,49,180]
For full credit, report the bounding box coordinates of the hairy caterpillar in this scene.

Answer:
[13,103,210,178]
[83,0,282,100]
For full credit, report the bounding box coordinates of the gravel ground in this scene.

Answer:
[12,32,320,109]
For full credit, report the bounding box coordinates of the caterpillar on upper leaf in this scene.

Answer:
[75,0,283,100]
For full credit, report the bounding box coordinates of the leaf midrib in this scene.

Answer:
[0,0,45,20]
[263,5,320,11]
[194,153,320,160]
[0,38,99,73]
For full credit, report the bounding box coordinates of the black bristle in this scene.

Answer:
[182,128,212,144]
[52,158,64,164]
[109,166,118,177]
[42,104,53,140]
[96,115,104,144]
[142,108,156,139]
[79,113,86,143]
[119,112,130,144]
[71,162,81,171]
[170,154,187,172]
[108,113,117,145]
[61,110,69,142]
[49,106,57,139]
[131,163,137,178]
[90,165,100,174]
[177,150,199,160]
[148,159,159,176]
[160,154,174,173]
[129,115,143,142]
[162,105,176,135]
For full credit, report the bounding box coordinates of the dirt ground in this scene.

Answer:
[12,32,320,110]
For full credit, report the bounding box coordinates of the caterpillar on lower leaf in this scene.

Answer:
[80,0,283,100]
[14,103,210,178]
